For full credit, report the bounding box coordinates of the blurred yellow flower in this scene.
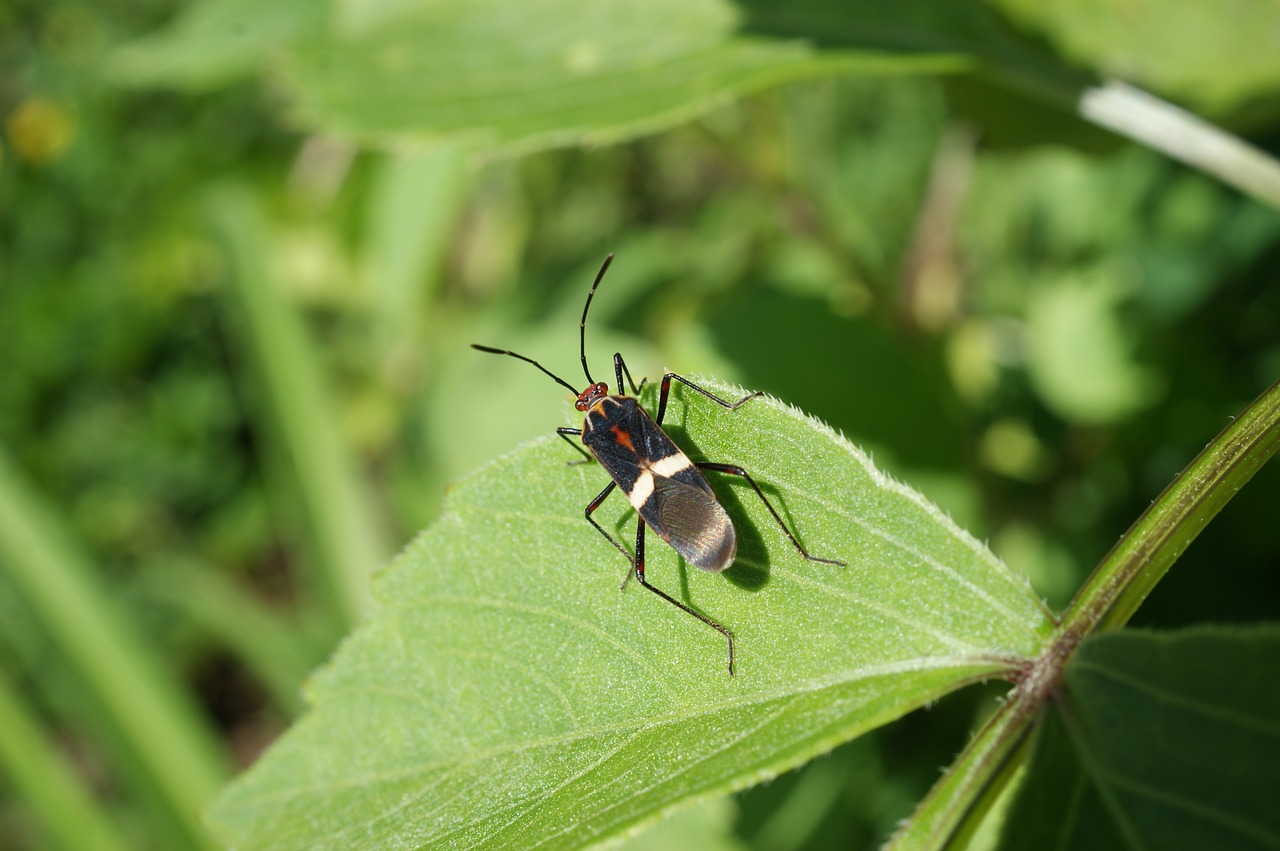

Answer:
[6,97,75,165]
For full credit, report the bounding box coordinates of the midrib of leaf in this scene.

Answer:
[247,654,1014,797]
[269,666,1006,848]
[217,660,1012,848]
[452,677,962,845]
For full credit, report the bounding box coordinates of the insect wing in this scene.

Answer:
[648,474,736,572]
[582,397,646,495]
[584,398,737,573]
[631,411,736,573]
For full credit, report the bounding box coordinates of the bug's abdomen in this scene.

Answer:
[657,487,737,572]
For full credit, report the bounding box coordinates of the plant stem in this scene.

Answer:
[0,666,133,851]
[881,693,1039,851]
[886,378,1280,849]
[1061,378,1280,639]
[206,185,390,630]
[0,449,228,850]
[1080,80,1280,212]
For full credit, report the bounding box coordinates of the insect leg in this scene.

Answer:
[632,517,736,675]
[613,352,646,396]
[695,462,845,567]
[557,427,593,465]
[584,482,733,673]
[654,373,762,425]
[582,481,632,563]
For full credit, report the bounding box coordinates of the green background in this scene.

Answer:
[2,0,1278,848]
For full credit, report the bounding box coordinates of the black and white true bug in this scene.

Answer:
[472,255,842,675]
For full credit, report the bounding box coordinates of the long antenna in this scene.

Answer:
[578,254,614,386]
[470,345,579,395]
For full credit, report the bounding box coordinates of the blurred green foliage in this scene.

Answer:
[1,0,1279,848]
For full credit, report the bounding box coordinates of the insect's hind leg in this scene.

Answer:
[631,517,736,676]
[583,484,735,674]
[654,372,762,425]
[695,462,845,567]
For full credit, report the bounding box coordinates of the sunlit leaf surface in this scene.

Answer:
[208,379,1054,849]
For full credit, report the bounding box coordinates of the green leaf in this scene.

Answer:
[206,185,392,630]
[208,378,1052,849]
[618,797,748,851]
[1002,627,1280,850]
[0,665,133,851]
[888,379,1280,850]
[109,0,326,89]
[280,0,964,153]
[742,2,1280,213]
[362,143,475,352]
[735,0,1087,97]
[1024,269,1162,425]
[990,0,1280,112]
[0,448,228,851]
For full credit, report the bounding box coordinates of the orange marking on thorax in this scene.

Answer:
[610,424,635,453]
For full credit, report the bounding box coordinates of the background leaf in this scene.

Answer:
[208,378,1053,849]
[990,0,1280,112]
[1024,269,1162,424]
[277,0,963,153]
[1000,627,1280,850]
[619,798,749,851]
[0,665,133,851]
[0,449,228,850]
[995,709,1124,851]
[206,185,392,630]
[108,0,325,88]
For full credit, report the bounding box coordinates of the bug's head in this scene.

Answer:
[575,382,610,412]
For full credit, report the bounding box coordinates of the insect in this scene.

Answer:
[472,254,842,675]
